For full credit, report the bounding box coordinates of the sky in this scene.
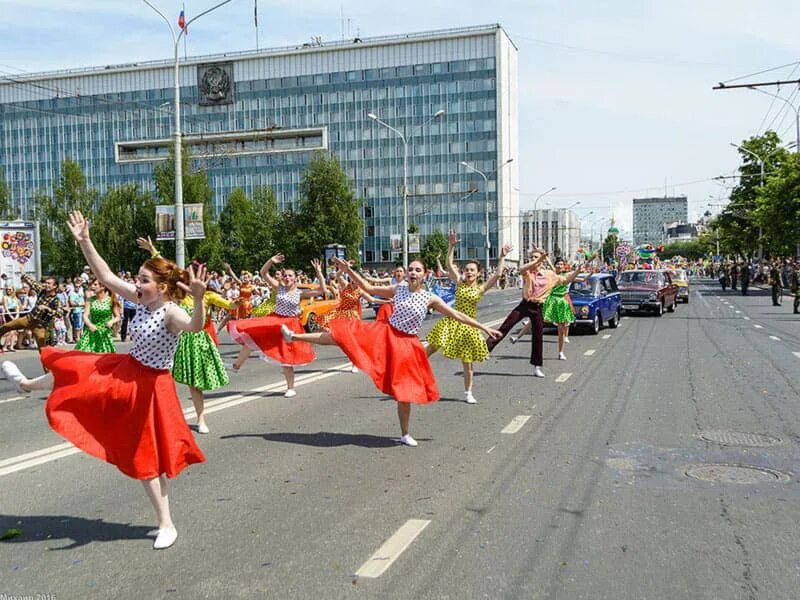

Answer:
[2,0,800,240]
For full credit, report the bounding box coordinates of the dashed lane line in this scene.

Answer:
[743,316,751,320]
[356,519,431,578]
[0,396,24,405]
[754,325,764,329]
[794,352,800,359]
[555,373,572,383]
[584,349,596,356]
[769,336,781,341]
[602,334,611,340]
[501,415,532,434]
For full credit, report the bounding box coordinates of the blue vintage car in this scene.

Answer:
[568,273,622,334]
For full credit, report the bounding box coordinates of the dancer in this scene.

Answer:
[486,247,583,378]
[365,265,404,321]
[2,211,208,550]
[542,259,579,360]
[229,271,279,371]
[0,268,63,353]
[227,254,326,397]
[74,278,120,353]
[283,257,501,446]
[225,263,254,319]
[426,230,511,404]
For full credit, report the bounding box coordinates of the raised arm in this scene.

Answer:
[519,247,547,274]
[68,211,136,303]
[446,230,460,283]
[332,257,395,299]
[165,264,210,334]
[480,243,513,294]
[362,274,393,285]
[299,259,327,299]
[135,235,159,258]
[428,295,501,339]
[224,263,242,285]
[259,254,284,289]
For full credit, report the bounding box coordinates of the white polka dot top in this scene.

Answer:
[274,286,301,317]
[129,303,180,370]
[389,282,432,334]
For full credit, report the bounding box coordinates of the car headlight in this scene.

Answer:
[648,292,657,300]
[580,306,589,315]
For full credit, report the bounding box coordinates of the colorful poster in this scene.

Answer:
[155,204,205,240]
[408,233,420,254]
[0,222,39,281]
[390,234,402,252]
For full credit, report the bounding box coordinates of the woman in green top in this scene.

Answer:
[75,279,120,353]
[541,259,578,361]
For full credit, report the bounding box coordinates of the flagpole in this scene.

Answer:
[182,1,188,59]
[254,0,259,50]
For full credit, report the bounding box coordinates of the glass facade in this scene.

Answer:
[632,197,688,246]
[0,25,517,266]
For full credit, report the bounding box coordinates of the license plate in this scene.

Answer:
[623,304,639,310]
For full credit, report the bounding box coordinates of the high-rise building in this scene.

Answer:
[632,196,688,246]
[0,24,518,267]
[519,209,581,261]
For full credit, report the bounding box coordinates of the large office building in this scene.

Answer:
[631,196,688,246]
[0,24,518,267]
[519,209,581,261]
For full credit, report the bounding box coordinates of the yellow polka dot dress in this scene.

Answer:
[426,283,488,363]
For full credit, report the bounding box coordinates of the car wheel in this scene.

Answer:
[608,308,621,328]
[655,302,663,317]
[684,295,690,304]
[591,314,600,334]
[305,313,318,333]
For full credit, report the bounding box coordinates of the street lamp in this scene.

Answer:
[460,158,513,274]
[531,186,557,248]
[141,0,235,268]
[368,110,445,267]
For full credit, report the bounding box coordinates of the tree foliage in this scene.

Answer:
[419,230,449,272]
[92,184,156,274]
[285,151,363,268]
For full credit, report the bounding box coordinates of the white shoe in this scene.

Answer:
[465,391,477,404]
[281,324,294,343]
[510,335,518,344]
[350,365,359,373]
[197,422,210,434]
[534,367,545,378]
[558,352,567,360]
[284,389,297,398]
[399,434,418,447]
[1,361,27,393]
[564,337,570,344]
[153,526,178,550]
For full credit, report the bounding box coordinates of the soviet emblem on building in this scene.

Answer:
[197,62,234,106]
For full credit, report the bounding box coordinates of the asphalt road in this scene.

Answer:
[1,280,799,599]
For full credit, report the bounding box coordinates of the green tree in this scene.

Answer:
[92,184,156,274]
[153,146,216,263]
[37,159,98,276]
[660,240,705,260]
[218,187,255,271]
[755,154,800,256]
[249,186,280,268]
[602,233,618,263]
[289,151,363,268]
[419,229,449,272]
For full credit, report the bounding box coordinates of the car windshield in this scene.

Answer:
[569,279,595,296]
[669,270,687,281]
[619,271,660,286]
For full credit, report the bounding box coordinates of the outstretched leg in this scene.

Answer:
[141,474,177,549]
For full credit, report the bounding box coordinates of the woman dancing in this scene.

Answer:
[224,263,254,319]
[541,259,578,360]
[74,278,120,353]
[283,257,501,447]
[227,254,326,397]
[426,231,511,404]
[2,211,208,550]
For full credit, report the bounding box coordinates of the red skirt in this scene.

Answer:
[376,302,394,322]
[328,320,439,404]
[41,347,205,481]
[228,314,315,366]
[204,317,219,346]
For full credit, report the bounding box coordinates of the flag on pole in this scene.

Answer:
[178,10,187,33]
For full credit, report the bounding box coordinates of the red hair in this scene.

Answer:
[142,256,189,300]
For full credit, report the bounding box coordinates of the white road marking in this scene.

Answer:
[0,396,24,405]
[743,316,751,320]
[584,349,596,356]
[753,324,764,329]
[501,415,531,434]
[793,352,800,359]
[555,372,572,383]
[487,445,496,454]
[602,334,611,340]
[735,310,741,314]
[769,335,781,341]
[356,519,431,578]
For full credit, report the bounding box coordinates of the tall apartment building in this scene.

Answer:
[632,196,688,246]
[519,209,581,261]
[0,24,518,267]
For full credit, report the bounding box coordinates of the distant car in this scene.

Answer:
[569,273,622,334]
[666,268,690,303]
[616,270,679,316]
[297,284,339,332]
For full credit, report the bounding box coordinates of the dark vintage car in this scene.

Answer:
[616,270,679,316]
[568,273,623,334]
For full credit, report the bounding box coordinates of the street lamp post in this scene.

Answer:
[141,0,235,268]
[368,110,445,268]
[460,159,514,274]
[730,142,765,259]
[532,186,558,249]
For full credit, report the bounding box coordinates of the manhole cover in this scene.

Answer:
[684,464,791,484]
[697,431,782,448]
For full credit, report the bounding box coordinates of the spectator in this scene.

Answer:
[68,281,86,343]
